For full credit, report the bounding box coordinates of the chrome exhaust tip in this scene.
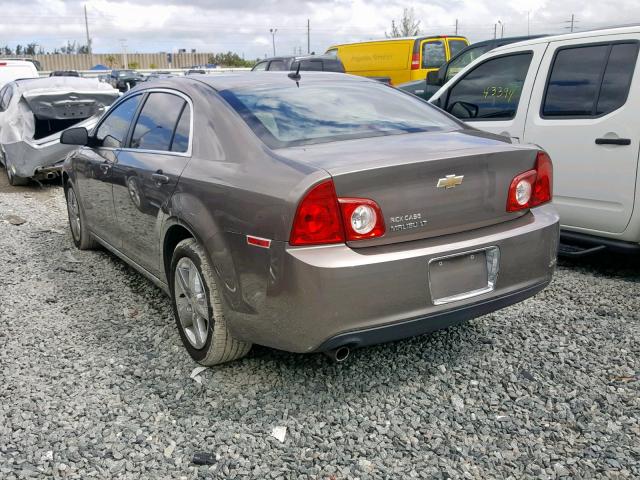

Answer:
[323,345,351,363]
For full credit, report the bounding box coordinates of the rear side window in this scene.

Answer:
[130,92,186,151]
[543,42,639,117]
[297,60,323,71]
[448,40,468,58]
[95,94,142,148]
[444,52,533,120]
[268,60,287,71]
[171,104,191,153]
[252,62,268,71]
[323,60,345,73]
[422,41,446,69]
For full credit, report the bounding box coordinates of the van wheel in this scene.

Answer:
[170,238,251,366]
[65,182,97,250]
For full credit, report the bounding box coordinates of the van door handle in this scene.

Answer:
[151,172,169,185]
[595,138,631,145]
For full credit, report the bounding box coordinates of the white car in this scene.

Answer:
[0,59,39,88]
[430,26,640,255]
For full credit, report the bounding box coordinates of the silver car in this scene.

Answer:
[60,73,559,365]
[0,77,119,185]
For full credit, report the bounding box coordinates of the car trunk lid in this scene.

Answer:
[22,90,119,121]
[278,130,540,247]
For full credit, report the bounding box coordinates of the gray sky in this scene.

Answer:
[1,0,639,58]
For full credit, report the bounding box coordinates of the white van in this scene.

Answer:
[430,26,640,255]
[0,60,39,88]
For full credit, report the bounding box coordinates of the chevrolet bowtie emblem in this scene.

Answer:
[437,174,464,189]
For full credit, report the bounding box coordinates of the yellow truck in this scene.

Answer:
[326,35,469,85]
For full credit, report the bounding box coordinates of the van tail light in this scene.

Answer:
[411,53,420,70]
[506,151,553,212]
[290,180,386,245]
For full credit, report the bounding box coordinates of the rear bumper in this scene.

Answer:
[223,204,560,353]
[316,280,549,351]
[3,140,72,178]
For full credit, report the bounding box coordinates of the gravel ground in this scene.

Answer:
[0,169,639,479]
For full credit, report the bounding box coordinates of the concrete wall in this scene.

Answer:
[1,53,218,70]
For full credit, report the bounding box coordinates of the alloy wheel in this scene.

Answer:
[66,188,81,242]
[174,257,210,349]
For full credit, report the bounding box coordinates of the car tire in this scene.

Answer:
[65,182,97,250]
[170,238,251,366]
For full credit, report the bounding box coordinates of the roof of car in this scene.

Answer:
[259,54,340,63]
[491,25,640,52]
[149,71,372,92]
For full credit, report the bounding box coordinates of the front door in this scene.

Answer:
[523,37,640,234]
[112,91,192,276]
[432,44,547,142]
[74,93,143,246]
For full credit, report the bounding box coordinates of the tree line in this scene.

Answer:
[2,41,90,56]
[1,43,255,67]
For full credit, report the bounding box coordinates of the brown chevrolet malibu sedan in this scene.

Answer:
[60,72,559,365]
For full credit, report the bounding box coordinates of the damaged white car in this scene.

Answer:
[0,77,119,185]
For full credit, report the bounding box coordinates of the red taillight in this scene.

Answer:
[533,151,553,205]
[290,180,345,246]
[338,198,385,241]
[411,52,420,70]
[290,180,386,245]
[0,62,6,67]
[506,151,553,212]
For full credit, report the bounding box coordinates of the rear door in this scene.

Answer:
[523,36,640,234]
[432,44,547,142]
[413,38,447,81]
[112,90,192,276]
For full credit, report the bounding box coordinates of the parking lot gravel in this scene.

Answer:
[0,169,639,479]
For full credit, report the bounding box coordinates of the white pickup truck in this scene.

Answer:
[430,26,640,255]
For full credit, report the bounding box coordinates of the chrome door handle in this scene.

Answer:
[595,138,631,145]
[151,173,169,184]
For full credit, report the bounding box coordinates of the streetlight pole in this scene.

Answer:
[270,28,277,56]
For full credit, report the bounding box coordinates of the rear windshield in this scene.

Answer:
[219,81,459,148]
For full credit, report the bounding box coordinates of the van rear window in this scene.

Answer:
[219,81,458,148]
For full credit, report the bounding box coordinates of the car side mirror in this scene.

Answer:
[426,70,441,86]
[60,127,89,146]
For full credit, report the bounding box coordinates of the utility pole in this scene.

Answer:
[84,4,92,54]
[527,11,530,36]
[307,19,310,54]
[493,23,497,39]
[120,39,128,68]
[455,19,458,35]
[563,14,577,33]
[269,28,277,56]
[497,20,504,38]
